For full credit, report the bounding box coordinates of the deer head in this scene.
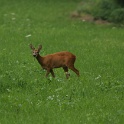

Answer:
[30,44,42,57]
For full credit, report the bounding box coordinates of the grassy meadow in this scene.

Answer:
[0,0,124,123]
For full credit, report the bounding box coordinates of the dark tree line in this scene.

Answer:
[114,0,124,6]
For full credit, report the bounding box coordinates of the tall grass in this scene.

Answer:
[0,0,124,124]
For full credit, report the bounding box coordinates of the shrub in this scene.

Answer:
[92,0,117,20]
[77,0,95,14]
[109,8,124,23]
[79,0,124,24]
[114,0,124,6]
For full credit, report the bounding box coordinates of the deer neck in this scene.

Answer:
[36,54,44,66]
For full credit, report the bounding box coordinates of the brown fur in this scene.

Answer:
[30,44,79,79]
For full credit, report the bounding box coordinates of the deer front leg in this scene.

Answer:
[46,68,50,77]
[50,69,55,78]
[63,67,70,79]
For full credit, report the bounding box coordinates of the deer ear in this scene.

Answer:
[38,45,42,52]
[30,44,35,50]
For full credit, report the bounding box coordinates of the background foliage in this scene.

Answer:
[78,0,124,24]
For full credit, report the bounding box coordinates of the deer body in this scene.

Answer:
[30,44,79,79]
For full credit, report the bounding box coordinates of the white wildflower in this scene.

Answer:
[16,60,19,64]
[47,96,54,100]
[26,18,30,21]
[12,18,16,20]
[18,104,22,107]
[25,34,31,37]
[11,13,15,15]
[95,75,101,80]
[55,87,63,92]
[7,89,11,92]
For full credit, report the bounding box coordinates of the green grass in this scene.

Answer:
[0,0,124,124]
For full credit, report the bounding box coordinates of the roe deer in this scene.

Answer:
[30,44,79,79]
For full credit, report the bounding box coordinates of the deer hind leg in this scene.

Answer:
[68,65,80,76]
[63,67,70,79]
[67,58,80,77]
[50,69,55,78]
